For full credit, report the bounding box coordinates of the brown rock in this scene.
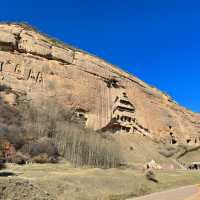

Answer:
[18,30,52,57]
[0,23,199,145]
[51,46,74,63]
[0,30,17,51]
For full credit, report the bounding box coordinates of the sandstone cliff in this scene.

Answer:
[0,23,199,144]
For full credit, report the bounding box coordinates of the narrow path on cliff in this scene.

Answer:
[127,185,199,200]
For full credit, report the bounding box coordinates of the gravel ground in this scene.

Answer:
[0,177,54,200]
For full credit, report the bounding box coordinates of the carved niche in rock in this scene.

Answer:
[72,108,88,126]
[105,76,125,89]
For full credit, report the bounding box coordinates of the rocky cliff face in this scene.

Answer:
[0,23,199,144]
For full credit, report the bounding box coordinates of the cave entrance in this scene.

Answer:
[170,132,177,145]
[171,139,177,144]
[186,139,191,144]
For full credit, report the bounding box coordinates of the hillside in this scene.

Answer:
[1,23,200,200]
[0,23,200,145]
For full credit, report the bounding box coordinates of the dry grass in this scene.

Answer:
[18,100,123,168]
[0,93,123,167]
[5,163,200,200]
[54,123,122,168]
[158,143,200,167]
[178,146,200,165]
[114,134,178,168]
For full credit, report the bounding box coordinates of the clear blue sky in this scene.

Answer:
[1,0,199,112]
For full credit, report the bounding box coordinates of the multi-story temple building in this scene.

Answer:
[101,92,137,134]
[111,92,136,133]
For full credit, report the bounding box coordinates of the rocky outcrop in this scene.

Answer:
[0,23,200,144]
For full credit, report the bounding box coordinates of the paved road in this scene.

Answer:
[127,185,199,200]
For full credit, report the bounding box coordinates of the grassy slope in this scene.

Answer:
[117,134,200,168]
[178,147,200,165]
[5,163,200,200]
[2,86,200,199]
[114,134,177,167]
[158,143,200,166]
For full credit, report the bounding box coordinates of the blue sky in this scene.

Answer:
[1,0,200,112]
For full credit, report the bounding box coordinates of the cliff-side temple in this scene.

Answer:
[0,23,200,142]
[101,92,151,136]
[111,92,136,133]
[101,92,137,134]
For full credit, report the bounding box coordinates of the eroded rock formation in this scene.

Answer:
[0,23,200,144]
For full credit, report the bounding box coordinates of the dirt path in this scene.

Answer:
[127,185,199,200]
[186,189,200,200]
